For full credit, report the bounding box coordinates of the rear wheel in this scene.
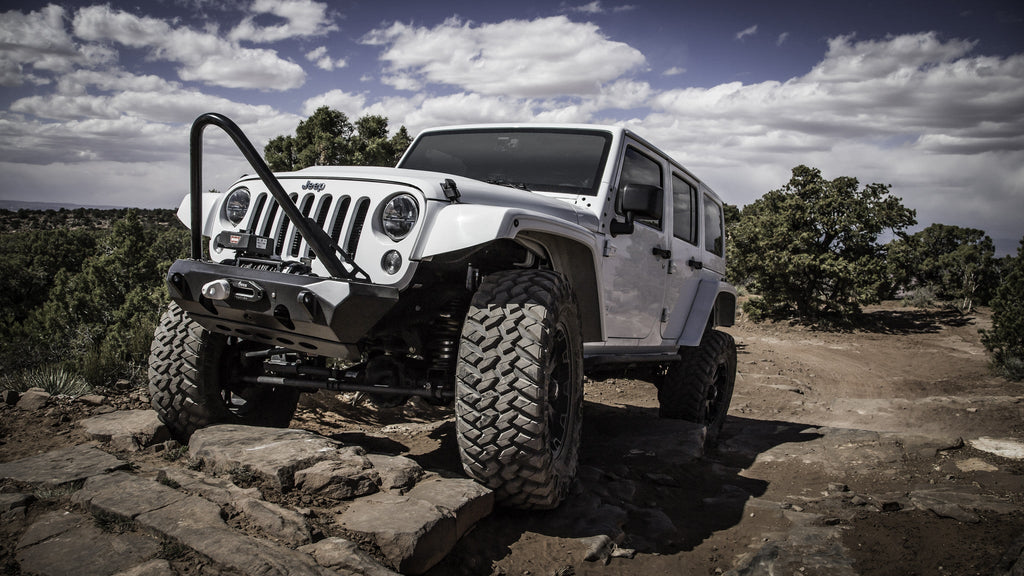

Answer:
[658,329,736,445]
[148,302,299,441]
[455,269,583,509]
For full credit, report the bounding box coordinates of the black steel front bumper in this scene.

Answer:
[167,259,398,357]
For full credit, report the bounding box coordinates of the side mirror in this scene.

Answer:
[611,183,662,236]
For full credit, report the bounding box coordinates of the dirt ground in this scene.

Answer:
[2,302,1023,575]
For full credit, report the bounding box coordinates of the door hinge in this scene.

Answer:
[603,240,616,257]
[661,308,669,323]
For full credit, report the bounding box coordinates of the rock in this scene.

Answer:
[366,453,424,493]
[80,410,169,452]
[136,492,334,576]
[299,537,402,576]
[77,394,108,406]
[828,483,849,493]
[16,510,162,576]
[0,443,127,486]
[581,534,615,563]
[112,559,176,576]
[236,497,312,546]
[970,437,1024,460]
[189,425,348,490]
[406,477,494,540]
[16,389,51,411]
[159,467,260,507]
[294,450,380,499]
[338,492,457,575]
[0,492,34,512]
[74,471,192,521]
[1,389,18,405]
[957,457,999,472]
[991,531,1024,576]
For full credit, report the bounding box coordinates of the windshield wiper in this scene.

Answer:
[484,178,531,191]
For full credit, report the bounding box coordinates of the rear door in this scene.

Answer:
[662,172,703,339]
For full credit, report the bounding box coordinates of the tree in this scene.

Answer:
[730,165,916,322]
[982,237,1024,380]
[888,223,997,312]
[265,107,412,171]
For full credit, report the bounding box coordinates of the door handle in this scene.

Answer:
[687,258,703,270]
[652,246,672,259]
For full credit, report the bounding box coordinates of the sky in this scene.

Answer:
[1,0,1022,254]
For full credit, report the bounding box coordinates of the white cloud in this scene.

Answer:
[305,46,346,71]
[0,5,103,86]
[736,25,757,41]
[663,66,686,76]
[71,5,306,90]
[777,32,789,46]
[363,16,645,98]
[573,2,604,14]
[630,32,1024,251]
[229,0,338,43]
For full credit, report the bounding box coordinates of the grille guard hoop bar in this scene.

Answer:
[189,112,355,280]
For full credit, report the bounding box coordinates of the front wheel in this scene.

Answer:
[148,302,299,441]
[455,269,583,509]
[658,329,737,445]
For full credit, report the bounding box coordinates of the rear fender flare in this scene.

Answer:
[677,278,736,347]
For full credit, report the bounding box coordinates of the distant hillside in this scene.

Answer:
[0,200,126,211]
[0,205,183,233]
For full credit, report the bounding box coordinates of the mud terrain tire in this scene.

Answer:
[658,329,736,445]
[456,269,583,509]
[148,302,299,441]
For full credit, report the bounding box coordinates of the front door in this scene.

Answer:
[601,144,671,342]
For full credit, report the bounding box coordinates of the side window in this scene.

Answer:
[704,195,724,256]
[672,174,697,245]
[619,146,662,229]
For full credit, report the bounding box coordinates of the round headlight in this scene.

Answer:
[223,188,250,226]
[381,194,418,241]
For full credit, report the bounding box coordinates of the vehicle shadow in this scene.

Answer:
[424,401,823,575]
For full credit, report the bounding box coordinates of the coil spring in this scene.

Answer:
[429,297,467,374]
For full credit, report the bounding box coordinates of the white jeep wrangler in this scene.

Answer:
[149,113,737,509]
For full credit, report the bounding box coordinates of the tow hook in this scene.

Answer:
[201,278,265,302]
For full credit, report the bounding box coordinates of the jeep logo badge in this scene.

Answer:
[301,180,326,191]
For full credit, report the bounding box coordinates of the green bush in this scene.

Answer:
[982,237,1024,380]
[0,208,188,388]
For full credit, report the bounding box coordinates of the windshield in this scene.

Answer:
[398,128,612,196]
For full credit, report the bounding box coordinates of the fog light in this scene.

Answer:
[381,250,402,274]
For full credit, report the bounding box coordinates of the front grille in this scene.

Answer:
[247,191,371,261]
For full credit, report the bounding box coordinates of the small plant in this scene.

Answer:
[903,286,937,308]
[2,365,92,397]
[161,444,189,462]
[92,510,135,534]
[227,464,258,486]
[34,480,83,502]
[157,475,181,490]
[157,539,191,560]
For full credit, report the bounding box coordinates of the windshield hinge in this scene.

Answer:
[441,179,461,203]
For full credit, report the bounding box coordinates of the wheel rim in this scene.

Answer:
[547,323,574,456]
[703,363,727,425]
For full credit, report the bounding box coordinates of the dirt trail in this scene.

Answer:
[2,303,1023,575]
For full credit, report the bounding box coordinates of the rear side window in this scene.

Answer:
[672,174,697,245]
[704,195,724,256]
